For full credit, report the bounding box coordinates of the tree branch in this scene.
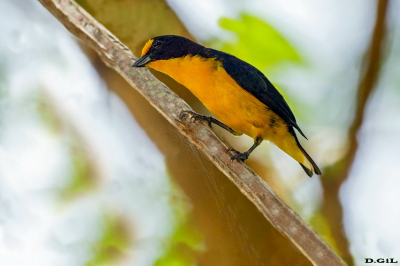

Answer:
[37,0,344,265]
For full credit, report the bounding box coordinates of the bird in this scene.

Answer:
[132,35,321,177]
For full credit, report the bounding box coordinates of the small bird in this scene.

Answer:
[133,35,321,177]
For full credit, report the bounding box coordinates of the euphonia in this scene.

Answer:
[133,35,321,177]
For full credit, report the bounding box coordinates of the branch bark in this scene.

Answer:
[320,1,389,265]
[37,0,344,265]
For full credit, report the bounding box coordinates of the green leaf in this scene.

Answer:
[217,13,301,72]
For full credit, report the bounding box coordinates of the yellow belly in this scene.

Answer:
[147,55,304,163]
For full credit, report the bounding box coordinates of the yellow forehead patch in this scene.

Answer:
[141,39,154,56]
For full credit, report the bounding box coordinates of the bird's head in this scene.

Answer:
[132,35,204,67]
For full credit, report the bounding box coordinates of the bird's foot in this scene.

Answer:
[227,147,240,155]
[179,110,213,127]
[180,110,242,136]
[230,152,249,162]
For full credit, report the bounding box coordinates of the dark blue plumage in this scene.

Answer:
[147,35,307,139]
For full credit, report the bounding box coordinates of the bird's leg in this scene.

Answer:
[179,110,242,136]
[230,139,262,162]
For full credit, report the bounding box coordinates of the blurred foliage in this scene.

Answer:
[36,92,96,199]
[87,213,131,266]
[61,144,96,199]
[37,91,63,134]
[215,14,301,72]
[208,13,306,120]
[155,183,204,266]
[36,89,129,266]
[309,213,341,256]
[154,220,202,266]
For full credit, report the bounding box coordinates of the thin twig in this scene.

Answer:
[37,0,344,265]
[320,1,389,265]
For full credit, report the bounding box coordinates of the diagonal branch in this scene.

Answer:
[37,0,344,265]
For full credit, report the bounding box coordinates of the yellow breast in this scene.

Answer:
[146,55,287,141]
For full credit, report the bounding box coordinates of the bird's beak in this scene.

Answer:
[132,55,152,67]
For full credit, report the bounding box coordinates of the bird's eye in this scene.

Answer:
[154,40,162,49]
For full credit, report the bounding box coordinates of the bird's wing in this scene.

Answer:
[221,53,307,139]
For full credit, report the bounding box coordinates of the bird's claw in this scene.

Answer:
[230,152,249,162]
[179,110,195,121]
[179,110,198,122]
[227,147,240,155]
[179,110,212,127]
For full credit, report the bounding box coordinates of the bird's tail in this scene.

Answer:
[286,127,321,177]
[296,140,321,177]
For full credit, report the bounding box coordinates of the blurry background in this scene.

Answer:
[0,0,399,265]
